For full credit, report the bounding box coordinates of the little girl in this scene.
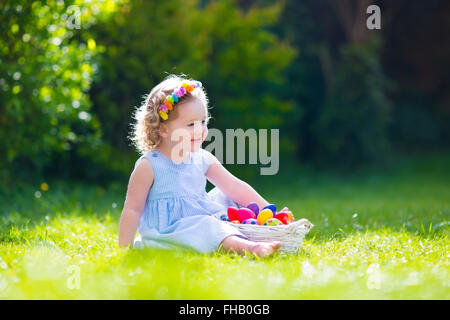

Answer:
[118,74,281,258]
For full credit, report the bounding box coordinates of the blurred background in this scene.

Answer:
[1,0,449,188]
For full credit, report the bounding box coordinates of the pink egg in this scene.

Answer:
[237,208,256,222]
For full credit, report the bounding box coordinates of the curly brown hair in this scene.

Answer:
[129,74,211,154]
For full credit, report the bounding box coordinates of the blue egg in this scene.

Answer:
[242,218,259,225]
[262,204,276,215]
[219,214,230,221]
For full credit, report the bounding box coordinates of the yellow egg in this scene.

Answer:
[257,209,273,225]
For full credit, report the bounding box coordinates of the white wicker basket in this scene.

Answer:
[213,211,314,253]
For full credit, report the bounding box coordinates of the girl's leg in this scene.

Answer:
[219,235,281,258]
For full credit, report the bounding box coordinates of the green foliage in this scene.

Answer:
[201,1,300,156]
[89,0,298,160]
[388,90,446,152]
[1,0,448,182]
[314,38,392,167]
[0,0,125,182]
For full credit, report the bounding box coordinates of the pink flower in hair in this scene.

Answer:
[160,104,168,112]
[176,86,186,97]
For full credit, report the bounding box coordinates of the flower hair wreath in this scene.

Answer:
[158,80,202,120]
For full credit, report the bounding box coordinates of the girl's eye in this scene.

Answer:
[188,120,206,127]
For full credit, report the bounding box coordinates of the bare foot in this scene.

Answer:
[249,241,281,258]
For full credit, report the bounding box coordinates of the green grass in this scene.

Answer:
[0,153,449,299]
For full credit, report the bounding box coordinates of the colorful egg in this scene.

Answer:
[219,214,230,222]
[264,218,282,226]
[242,218,259,225]
[286,212,294,222]
[283,211,294,221]
[262,204,277,215]
[227,207,239,221]
[257,209,273,225]
[280,207,294,222]
[246,202,260,216]
[230,220,241,224]
[274,212,289,225]
[237,208,256,222]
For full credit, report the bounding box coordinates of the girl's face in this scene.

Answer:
[160,96,208,153]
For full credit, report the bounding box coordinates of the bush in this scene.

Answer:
[89,0,299,163]
[0,0,125,183]
[314,38,392,167]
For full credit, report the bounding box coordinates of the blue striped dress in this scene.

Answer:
[133,148,249,253]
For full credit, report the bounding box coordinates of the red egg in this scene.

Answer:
[280,207,294,221]
[274,212,289,225]
[237,208,256,222]
[227,207,239,221]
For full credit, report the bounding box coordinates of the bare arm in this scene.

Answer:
[118,157,154,248]
[205,153,270,209]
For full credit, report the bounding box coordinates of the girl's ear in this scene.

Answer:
[159,122,169,138]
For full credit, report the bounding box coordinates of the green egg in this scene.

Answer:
[264,218,282,226]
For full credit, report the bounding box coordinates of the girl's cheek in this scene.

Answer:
[202,126,208,141]
[171,128,190,142]
[192,123,204,137]
[184,126,194,135]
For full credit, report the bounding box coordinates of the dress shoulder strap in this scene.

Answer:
[134,150,158,169]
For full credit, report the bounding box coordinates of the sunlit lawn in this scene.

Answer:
[0,154,449,299]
